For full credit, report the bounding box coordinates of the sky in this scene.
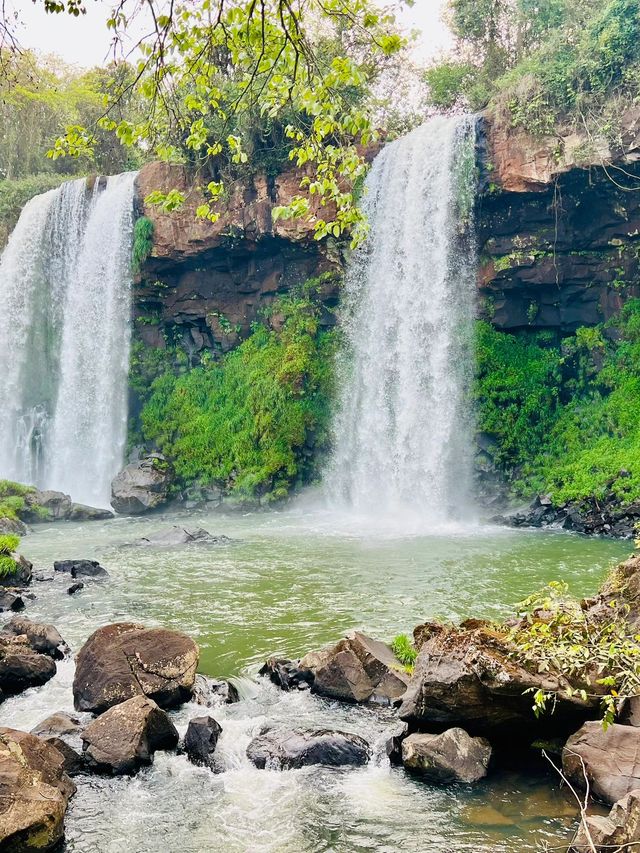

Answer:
[8,0,453,69]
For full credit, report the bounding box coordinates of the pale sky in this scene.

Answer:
[8,0,452,69]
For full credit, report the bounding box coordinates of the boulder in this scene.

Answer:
[110,454,172,515]
[183,715,222,770]
[130,527,232,547]
[45,738,85,777]
[26,490,72,521]
[563,722,640,804]
[0,554,32,587]
[0,727,75,850]
[269,631,410,705]
[73,622,199,713]
[81,695,179,775]
[571,789,640,852]
[398,623,595,739]
[0,590,24,612]
[401,728,492,784]
[246,728,370,770]
[192,674,239,705]
[2,616,68,659]
[0,637,56,695]
[67,503,114,521]
[31,712,83,740]
[54,559,108,579]
[0,517,27,536]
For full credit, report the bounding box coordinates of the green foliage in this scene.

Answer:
[423,62,475,110]
[477,301,640,505]
[391,634,417,669]
[0,535,19,555]
[131,216,154,274]
[139,286,337,498]
[0,174,72,246]
[508,580,639,728]
[0,557,18,578]
[0,480,46,522]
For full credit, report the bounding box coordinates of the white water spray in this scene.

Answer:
[327,116,477,524]
[0,173,137,506]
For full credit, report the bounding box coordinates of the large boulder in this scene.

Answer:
[0,727,75,850]
[571,789,640,852]
[67,503,114,521]
[81,695,179,775]
[401,728,492,784]
[110,454,172,515]
[54,559,108,579]
[246,728,370,770]
[2,616,68,659]
[0,555,32,587]
[0,636,57,696]
[23,490,112,523]
[563,722,640,804]
[398,623,595,740]
[73,622,199,713]
[183,715,222,770]
[264,632,410,705]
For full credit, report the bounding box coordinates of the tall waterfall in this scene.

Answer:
[0,173,137,507]
[328,116,477,524]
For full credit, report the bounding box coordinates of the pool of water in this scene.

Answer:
[0,505,628,852]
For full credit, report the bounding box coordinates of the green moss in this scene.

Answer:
[138,282,337,499]
[131,215,154,274]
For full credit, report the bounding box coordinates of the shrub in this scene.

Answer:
[391,634,417,668]
[131,215,154,274]
[0,535,19,555]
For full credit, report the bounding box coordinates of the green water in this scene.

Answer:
[0,507,627,853]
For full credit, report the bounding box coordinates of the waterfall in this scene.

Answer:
[327,116,477,524]
[0,172,137,507]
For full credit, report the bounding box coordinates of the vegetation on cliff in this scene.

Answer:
[134,284,337,500]
[477,300,640,505]
[426,0,640,139]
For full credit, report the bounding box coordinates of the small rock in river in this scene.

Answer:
[184,715,222,770]
[67,582,84,595]
[54,559,108,579]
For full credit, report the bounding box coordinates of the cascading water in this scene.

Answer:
[0,172,137,507]
[327,115,477,524]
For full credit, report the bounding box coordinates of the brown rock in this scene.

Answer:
[571,789,640,852]
[0,727,75,851]
[2,616,68,659]
[563,722,640,805]
[401,728,492,784]
[246,728,370,770]
[31,712,82,740]
[0,637,56,696]
[73,622,199,713]
[81,695,178,775]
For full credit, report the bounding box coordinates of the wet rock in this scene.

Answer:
[2,616,68,659]
[67,503,114,521]
[110,453,173,515]
[0,590,24,612]
[31,712,83,740]
[0,638,56,696]
[54,559,108,579]
[295,631,410,705]
[384,721,409,765]
[73,622,199,713]
[184,715,222,770]
[130,527,232,547]
[259,657,314,691]
[0,516,27,536]
[0,554,32,587]
[399,623,595,740]
[0,727,75,850]
[571,788,640,852]
[192,674,239,705]
[563,722,640,804]
[247,728,371,770]
[67,582,84,595]
[26,489,72,521]
[46,738,85,777]
[81,695,179,775]
[401,728,492,784]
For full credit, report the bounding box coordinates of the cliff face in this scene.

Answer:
[477,112,640,332]
[135,162,340,356]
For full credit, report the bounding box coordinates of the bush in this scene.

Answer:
[139,285,337,498]
[0,535,19,555]
[131,215,154,274]
[391,634,417,668]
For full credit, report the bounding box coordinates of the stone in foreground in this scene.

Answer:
[0,590,24,612]
[571,788,640,852]
[0,727,75,850]
[2,616,68,659]
[81,695,179,775]
[0,636,57,696]
[73,622,199,713]
[110,453,172,515]
[563,722,640,805]
[184,715,222,770]
[401,728,492,784]
[247,728,370,770]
